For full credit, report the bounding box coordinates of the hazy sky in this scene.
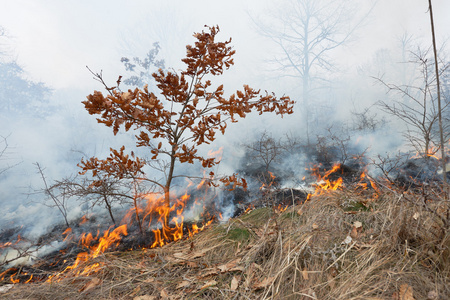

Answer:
[0,0,448,90]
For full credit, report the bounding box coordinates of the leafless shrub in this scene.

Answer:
[351,106,385,132]
[242,130,286,185]
[0,135,21,176]
[0,238,45,270]
[35,162,70,228]
[370,152,411,185]
[315,125,367,167]
[50,175,135,226]
[376,46,450,158]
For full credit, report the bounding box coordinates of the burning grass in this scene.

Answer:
[1,180,449,299]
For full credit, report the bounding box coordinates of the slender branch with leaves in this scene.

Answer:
[79,26,294,215]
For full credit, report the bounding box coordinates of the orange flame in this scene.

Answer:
[260,171,277,190]
[244,204,255,214]
[18,185,215,283]
[207,147,223,161]
[10,272,19,284]
[410,144,447,160]
[47,225,128,282]
[79,215,88,225]
[275,204,288,213]
[306,164,344,200]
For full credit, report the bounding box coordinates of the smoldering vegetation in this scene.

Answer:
[0,0,450,297]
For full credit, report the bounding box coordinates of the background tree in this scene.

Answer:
[0,61,52,117]
[242,130,287,187]
[0,135,20,177]
[0,26,6,55]
[376,47,450,158]
[43,174,134,226]
[251,0,373,142]
[428,0,448,189]
[120,42,165,88]
[0,25,52,117]
[35,163,70,228]
[80,26,294,213]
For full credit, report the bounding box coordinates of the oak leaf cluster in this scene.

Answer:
[79,25,294,206]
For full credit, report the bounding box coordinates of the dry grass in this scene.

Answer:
[1,185,449,299]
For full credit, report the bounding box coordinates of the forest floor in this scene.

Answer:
[1,182,449,299]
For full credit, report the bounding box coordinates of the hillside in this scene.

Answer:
[1,181,449,299]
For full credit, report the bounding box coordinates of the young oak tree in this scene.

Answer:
[79,26,294,210]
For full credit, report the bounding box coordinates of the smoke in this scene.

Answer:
[0,0,449,267]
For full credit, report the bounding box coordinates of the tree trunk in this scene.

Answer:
[428,0,447,193]
[103,194,116,225]
[165,145,177,208]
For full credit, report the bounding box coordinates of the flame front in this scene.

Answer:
[306,163,344,200]
[47,224,128,282]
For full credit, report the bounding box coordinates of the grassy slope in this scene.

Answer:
[1,187,449,299]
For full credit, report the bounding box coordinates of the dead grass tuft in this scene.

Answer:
[1,185,449,299]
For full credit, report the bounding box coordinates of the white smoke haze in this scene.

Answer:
[0,0,449,259]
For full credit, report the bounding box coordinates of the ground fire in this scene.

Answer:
[1,157,449,299]
[0,182,219,284]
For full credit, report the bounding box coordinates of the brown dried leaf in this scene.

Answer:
[160,288,170,299]
[351,221,363,239]
[399,284,415,300]
[217,258,241,273]
[350,226,359,239]
[133,295,157,300]
[228,265,245,272]
[230,275,241,291]
[301,268,309,280]
[252,276,275,290]
[253,228,265,237]
[327,267,338,289]
[79,277,101,293]
[185,261,199,268]
[200,280,217,290]
[173,251,200,260]
[234,241,242,256]
[197,268,219,279]
[130,285,141,297]
[392,291,399,300]
[244,264,255,288]
[176,280,191,289]
[173,244,219,260]
[251,262,263,272]
[353,221,362,228]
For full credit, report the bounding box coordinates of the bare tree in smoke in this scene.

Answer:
[0,61,52,117]
[80,26,294,235]
[0,26,52,117]
[120,42,166,88]
[35,163,70,228]
[250,0,375,142]
[242,130,287,187]
[118,3,193,72]
[46,174,135,226]
[376,46,450,158]
[0,134,22,178]
[0,26,6,54]
[0,135,18,176]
